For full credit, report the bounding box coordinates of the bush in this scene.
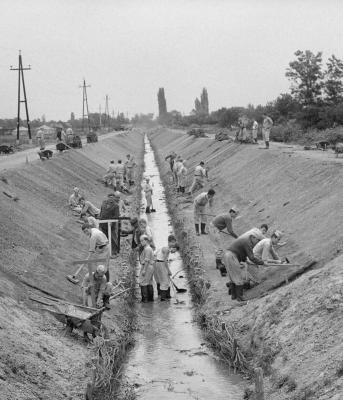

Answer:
[270,124,302,143]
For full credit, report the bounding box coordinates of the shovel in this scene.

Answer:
[169,277,187,293]
[67,264,84,284]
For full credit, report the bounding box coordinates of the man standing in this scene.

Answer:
[193,189,215,236]
[188,161,207,195]
[209,207,239,274]
[143,177,154,213]
[115,160,125,191]
[82,223,110,282]
[103,160,116,187]
[252,119,259,144]
[177,160,188,194]
[124,154,136,186]
[99,193,120,255]
[223,234,264,301]
[262,113,273,149]
[173,156,183,190]
[82,264,113,308]
[165,151,177,172]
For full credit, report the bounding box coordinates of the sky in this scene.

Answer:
[1,0,343,121]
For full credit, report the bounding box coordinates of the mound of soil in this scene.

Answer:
[0,130,144,399]
[149,128,343,400]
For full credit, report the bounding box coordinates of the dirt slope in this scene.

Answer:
[150,128,343,400]
[0,131,144,399]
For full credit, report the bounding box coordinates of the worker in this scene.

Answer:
[193,189,215,236]
[99,193,120,255]
[188,161,207,196]
[124,154,136,186]
[239,224,268,241]
[173,156,183,187]
[253,230,283,263]
[177,160,188,194]
[121,217,141,251]
[143,177,154,213]
[69,187,82,213]
[66,127,74,145]
[168,234,180,253]
[138,217,155,249]
[80,197,100,218]
[165,151,177,172]
[36,129,45,150]
[103,160,116,187]
[223,234,264,301]
[252,120,259,144]
[80,215,99,229]
[81,223,110,282]
[82,264,113,309]
[114,160,125,191]
[138,234,155,303]
[154,246,172,301]
[262,113,273,149]
[209,207,239,275]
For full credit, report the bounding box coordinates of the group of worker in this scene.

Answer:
[236,114,273,149]
[103,154,136,192]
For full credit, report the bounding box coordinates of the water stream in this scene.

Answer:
[122,135,243,399]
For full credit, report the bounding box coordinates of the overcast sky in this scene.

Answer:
[1,0,343,121]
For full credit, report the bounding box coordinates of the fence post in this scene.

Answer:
[254,367,265,400]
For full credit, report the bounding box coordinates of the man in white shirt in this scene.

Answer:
[253,230,282,263]
[262,114,273,149]
[252,120,259,144]
[193,189,215,235]
[103,160,116,187]
[82,223,110,281]
[188,161,207,195]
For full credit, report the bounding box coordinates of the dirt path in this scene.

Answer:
[0,130,123,171]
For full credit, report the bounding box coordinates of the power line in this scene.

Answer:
[79,79,91,134]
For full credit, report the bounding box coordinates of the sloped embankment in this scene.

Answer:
[149,128,343,400]
[0,131,144,400]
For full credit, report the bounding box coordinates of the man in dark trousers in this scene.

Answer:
[223,234,265,301]
[99,193,120,255]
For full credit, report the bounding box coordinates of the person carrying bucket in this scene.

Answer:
[138,234,155,302]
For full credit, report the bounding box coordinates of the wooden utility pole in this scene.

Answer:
[104,95,110,128]
[79,79,91,135]
[99,105,102,128]
[10,51,32,145]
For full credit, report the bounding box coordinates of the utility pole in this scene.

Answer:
[79,79,91,134]
[99,104,102,128]
[104,95,110,128]
[10,51,32,145]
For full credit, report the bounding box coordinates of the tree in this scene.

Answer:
[157,88,167,118]
[323,54,343,105]
[286,50,323,106]
[274,93,300,119]
[200,88,209,115]
[194,98,201,114]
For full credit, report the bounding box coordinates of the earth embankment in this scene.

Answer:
[149,127,343,400]
[0,131,144,399]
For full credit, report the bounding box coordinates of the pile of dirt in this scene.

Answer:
[0,130,144,399]
[149,128,343,400]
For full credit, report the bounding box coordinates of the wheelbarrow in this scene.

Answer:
[30,288,130,341]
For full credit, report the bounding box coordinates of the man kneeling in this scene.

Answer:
[82,265,113,309]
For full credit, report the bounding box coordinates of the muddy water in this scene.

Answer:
[123,136,243,399]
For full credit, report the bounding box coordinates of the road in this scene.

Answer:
[0,130,122,171]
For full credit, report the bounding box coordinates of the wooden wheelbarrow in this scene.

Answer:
[30,288,130,341]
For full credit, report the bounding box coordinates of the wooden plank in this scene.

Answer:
[72,258,107,265]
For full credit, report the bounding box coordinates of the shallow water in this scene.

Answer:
[122,135,243,399]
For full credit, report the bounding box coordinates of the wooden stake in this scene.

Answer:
[254,367,265,400]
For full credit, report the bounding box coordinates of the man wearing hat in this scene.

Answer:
[223,234,265,301]
[124,154,136,186]
[262,113,273,149]
[143,177,154,213]
[253,230,283,263]
[188,161,207,196]
[82,264,113,308]
[209,207,239,275]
